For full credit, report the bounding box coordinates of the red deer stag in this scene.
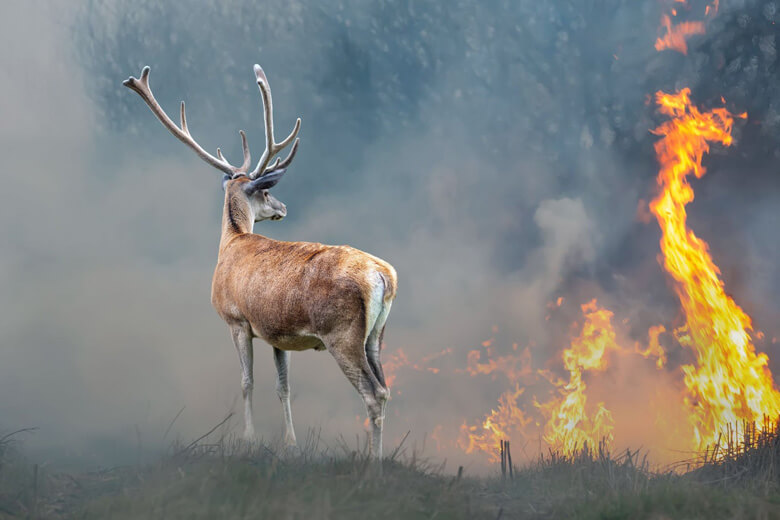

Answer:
[123,64,397,461]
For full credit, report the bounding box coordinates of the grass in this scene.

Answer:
[3,425,780,519]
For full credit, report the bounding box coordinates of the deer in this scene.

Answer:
[123,64,397,462]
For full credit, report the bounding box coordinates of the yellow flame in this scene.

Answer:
[537,299,620,454]
[650,88,780,449]
[458,385,531,462]
[636,324,668,369]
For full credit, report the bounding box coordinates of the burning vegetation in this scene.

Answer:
[537,300,619,456]
[651,88,780,449]
[384,0,780,467]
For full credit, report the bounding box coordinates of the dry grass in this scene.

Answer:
[3,424,780,519]
[686,418,780,491]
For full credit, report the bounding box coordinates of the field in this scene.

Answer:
[3,425,780,519]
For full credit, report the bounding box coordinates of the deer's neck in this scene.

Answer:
[219,191,255,250]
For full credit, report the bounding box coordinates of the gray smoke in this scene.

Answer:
[1,0,779,469]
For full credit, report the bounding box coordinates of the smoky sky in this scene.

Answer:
[2,0,779,469]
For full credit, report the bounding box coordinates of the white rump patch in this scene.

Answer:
[365,271,386,341]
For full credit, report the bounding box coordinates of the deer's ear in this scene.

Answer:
[222,174,232,191]
[244,169,286,194]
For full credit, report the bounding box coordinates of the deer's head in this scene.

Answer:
[223,173,288,221]
[123,64,300,223]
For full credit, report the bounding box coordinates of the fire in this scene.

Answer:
[382,347,451,388]
[459,300,626,461]
[383,348,411,388]
[457,337,534,460]
[537,299,620,455]
[430,424,445,452]
[650,88,780,448]
[458,385,531,462]
[452,0,776,467]
[655,15,705,54]
[636,324,668,369]
[462,344,532,382]
[655,0,719,55]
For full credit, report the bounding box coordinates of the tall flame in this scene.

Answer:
[650,88,780,448]
[538,299,620,454]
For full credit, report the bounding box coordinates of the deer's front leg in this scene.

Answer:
[230,323,256,441]
[272,347,297,447]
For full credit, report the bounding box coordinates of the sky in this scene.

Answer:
[1,0,779,470]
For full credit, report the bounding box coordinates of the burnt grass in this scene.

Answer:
[3,427,780,520]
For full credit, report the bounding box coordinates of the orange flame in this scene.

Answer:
[705,0,719,17]
[458,385,531,462]
[457,339,534,461]
[650,88,779,449]
[462,344,532,382]
[655,15,705,54]
[636,324,668,369]
[537,299,620,454]
[382,347,451,388]
[383,348,411,388]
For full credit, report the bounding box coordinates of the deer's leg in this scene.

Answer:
[326,331,388,462]
[365,300,392,452]
[272,347,297,447]
[230,323,256,441]
[365,328,388,455]
[365,311,389,390]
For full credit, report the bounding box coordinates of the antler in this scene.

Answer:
[123,66,251,176]
[248,64,301,179]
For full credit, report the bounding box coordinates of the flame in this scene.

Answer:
[655,0,718,54]
[431,424,445,452]
[705,0,719,17]
[458,385,531,462]
[655,15,705,54]
[636,324,668,369]
[382,347,451,388]
[383,348,411,388]
[650,88,780,449]
[457,338,534,460]
[537,299,620,454]
[462,344,532,382]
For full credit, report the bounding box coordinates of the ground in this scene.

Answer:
[3,430,780,519]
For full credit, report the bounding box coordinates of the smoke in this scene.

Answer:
[1,0,779,470]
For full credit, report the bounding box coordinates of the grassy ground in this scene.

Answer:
[3,428,780,519]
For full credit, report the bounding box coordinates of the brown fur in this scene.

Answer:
[211,178,397,354]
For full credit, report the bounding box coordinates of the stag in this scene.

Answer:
[123,65,396,461]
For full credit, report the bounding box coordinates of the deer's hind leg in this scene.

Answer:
[365,298,392,390]
[364,289,393,453]
[325,326,389,462]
